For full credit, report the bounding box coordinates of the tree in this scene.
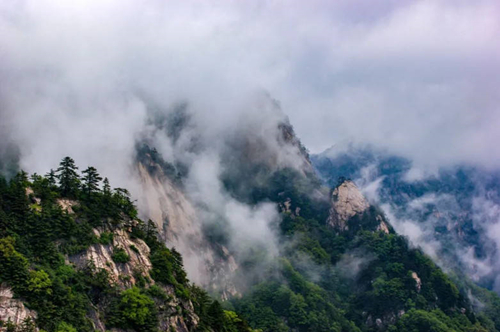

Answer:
[45,169,57,187]
[27,270,52,295]
[55,322,77,332]
[116,287,157,330]
[207,300,226,331]
[81,166,102,196]
[103,177,111,196]
[56,157,80,197]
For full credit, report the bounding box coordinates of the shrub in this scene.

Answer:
[112,248,130,263]
[99,232,114,245]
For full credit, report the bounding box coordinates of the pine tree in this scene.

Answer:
[81,166,102,196]
[103,177,111,196]
[46,169,57,187]
[20,317,37,332]
[56,157,80,198]
[4,318,17,332]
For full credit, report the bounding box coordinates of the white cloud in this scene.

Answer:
[1,0,499,172]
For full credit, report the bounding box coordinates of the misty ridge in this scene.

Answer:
[1,1,500,332]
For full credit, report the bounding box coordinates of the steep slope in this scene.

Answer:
[3,104,500,331]
[132,96,319,298]
[311,143,500,292]
[129,102,500,331]
[327,180,370,231]
[135,145,240,299]
[0,162,253,332]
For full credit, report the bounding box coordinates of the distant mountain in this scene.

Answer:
[312,143,500,293]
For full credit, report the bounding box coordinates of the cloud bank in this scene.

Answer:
[1,0,500,175]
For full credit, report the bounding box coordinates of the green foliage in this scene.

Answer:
[27,270,52,294]
[55,322,77,332]
[81,166,102,197]
[146,284,169,300]
[98,231,114,245]
[0,159,239,332]
[149,245,189,299]
[55,157,80,198]
[0,237,29,292]
[111,247,130,263]
[129,244,139,253]
[108,287,157,331]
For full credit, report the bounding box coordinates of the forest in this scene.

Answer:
[1,156,500,331]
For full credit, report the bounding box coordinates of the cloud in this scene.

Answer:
[1,0,500,292]
[1,0,499,174]
[354,162,500,291]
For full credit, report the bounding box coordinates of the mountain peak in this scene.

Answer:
[327,180,370,231]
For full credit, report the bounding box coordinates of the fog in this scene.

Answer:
[1,0,500,173]
[1,0,500,293]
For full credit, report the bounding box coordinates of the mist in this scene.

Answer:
[2,0,500,296]
[1,0,500,173]
[353,161,500,293]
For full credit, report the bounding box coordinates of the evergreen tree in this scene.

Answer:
[20,317,37,332]
[103,177,111,196]
[56,157,80,197]
[4,319,17,332]
[81,166,102,196]
[46,169,57,187]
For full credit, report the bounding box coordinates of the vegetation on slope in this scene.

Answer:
[224,167,500,332]
[2,153,500,332]
[0,157,252,332]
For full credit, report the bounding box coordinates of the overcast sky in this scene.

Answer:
[1,0,500,175]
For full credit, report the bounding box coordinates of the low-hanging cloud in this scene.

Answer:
[1,0,500,174]
[2,0,500,294]
[354,161,500,292]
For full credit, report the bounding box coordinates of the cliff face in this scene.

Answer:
[68,225,199,332]
[0,285,37,329]
[69,227,152,289]
[326,180,391,235]
[135,152,240,298]
[327,180,370,231]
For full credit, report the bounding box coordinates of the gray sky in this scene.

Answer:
[1,0,500,175]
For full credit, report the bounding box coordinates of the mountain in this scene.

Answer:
[0,164,254,332]
[2,108,500,332]
[311,143,500,293]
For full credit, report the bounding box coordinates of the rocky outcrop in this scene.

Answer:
[376,216,390,234]
[57,198,78,214]
[411,272,422,293]
[68,226,199,332]
[69,228,152,288]
[0,284,37,330]
[156,290,199,332]
[327,180,369,231]
[136,156,240,298]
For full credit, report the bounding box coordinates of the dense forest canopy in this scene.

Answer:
[0,157,253,332]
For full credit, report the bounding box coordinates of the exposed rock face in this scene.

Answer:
[67,226,199,332]
[69,228,152,288]
[327,180,369,231]
[0,284,37,329]
[136,159,240,297]
[411,272,422,293]
[56,198,78,214]
[376,216,390,234]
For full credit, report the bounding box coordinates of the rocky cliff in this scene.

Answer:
[327,180,370,231]
[326,179,391,235]
[68,225,199,332]
[135,149,240,299]
[0,285,37,330]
